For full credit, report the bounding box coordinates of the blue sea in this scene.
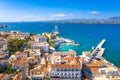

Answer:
[0,22,120,67]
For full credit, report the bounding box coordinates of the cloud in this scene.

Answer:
[52,14,66,17]
[88,11,99,15]
[17,15,45,21]
[51,14,73,18]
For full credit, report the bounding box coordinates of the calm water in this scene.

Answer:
[0,22,120,67]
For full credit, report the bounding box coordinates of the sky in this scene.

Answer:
[0,0,120,22]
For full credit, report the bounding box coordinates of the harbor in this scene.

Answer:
[53,26,80,47]
[58,37,80,46]
[92,39,106,57]
[0,27,120,80]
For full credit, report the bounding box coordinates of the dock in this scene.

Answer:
[92,39,106,57]
[96,39,106,48]
[59,37,80,46]
[60,43,80,46]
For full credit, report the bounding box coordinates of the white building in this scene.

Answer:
[29,49,41,57]
[49,64,82,80]
[53,50,77,57]
[30,42,49,53]
[34,35,47,43]
[49,55,82,80]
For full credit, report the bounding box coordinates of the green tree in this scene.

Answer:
[8,39,26,54]
[49,40,54,48]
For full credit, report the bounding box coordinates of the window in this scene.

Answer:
[65,73,67,75]
[72,73,74,75]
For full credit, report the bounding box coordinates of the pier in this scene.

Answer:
[96,39,106,48]
[92,39,106,57]
[59,37,80,46]
[60,43,80,46]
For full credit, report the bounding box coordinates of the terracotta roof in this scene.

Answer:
[13,74,22,80]
[53,51,76,55]
[79,57,87,63]
[51,64,81,68]
[85,63,99,74]
[30,65,45,73]
[84,59,105,74]
[0,74,8,80]
[44,65,50,74]
[110,78,120,80]
[27,57,38,63]
[83,51,91,55]
[16,51,27,55]
[30,65,50,75]
[91,59,104,66]
[12,58,28,66]
[69,58,78,64]
[62,56,75,60]
[85,59,104,67]
[61,56,79,64]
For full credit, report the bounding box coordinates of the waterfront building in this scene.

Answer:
[53,50,77,57]
[49,64,82,80]
[30,51,82,80]
[83,58,120,80]
[82,51,93,59]
[79,51,93,64]
[49,56,82,80]
[10,31,21,35]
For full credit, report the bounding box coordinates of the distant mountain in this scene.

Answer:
[48,18,120,24]
[108,17,120,20]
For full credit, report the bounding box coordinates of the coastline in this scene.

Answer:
[0,30,120,80]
